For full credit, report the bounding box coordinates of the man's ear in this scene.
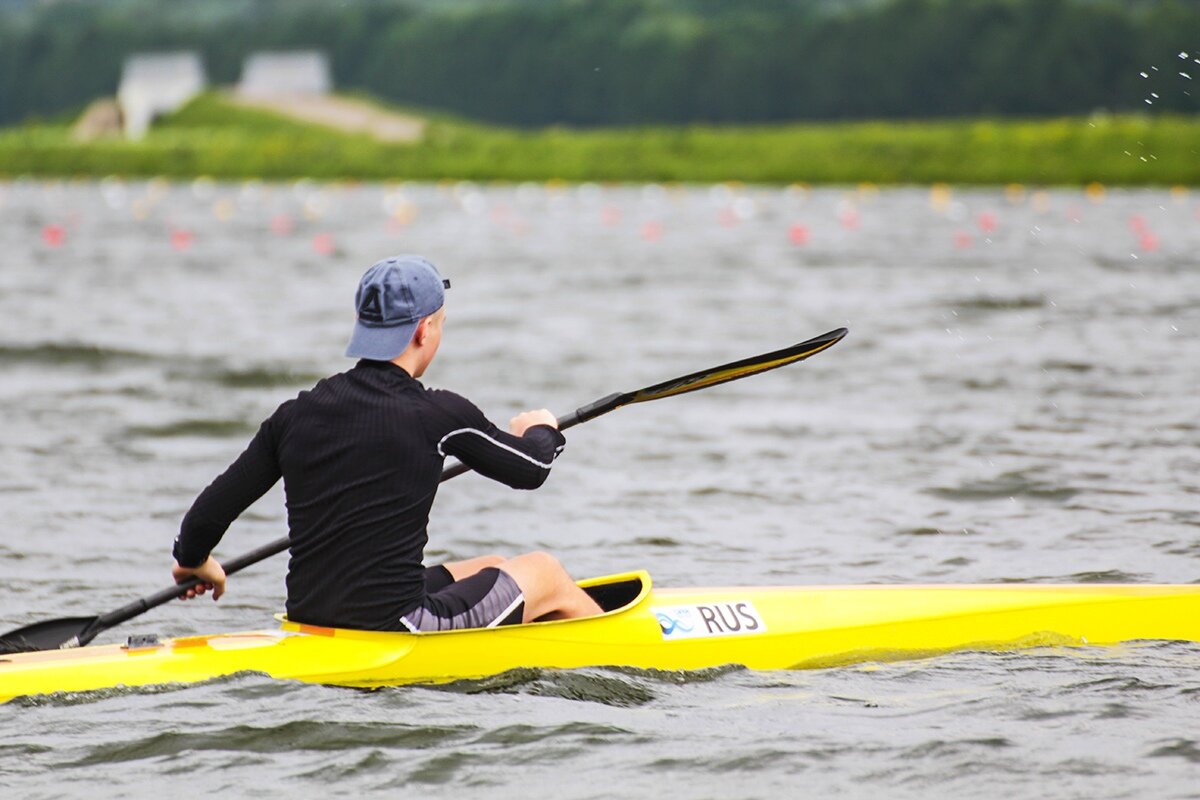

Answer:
[412,317,430,346]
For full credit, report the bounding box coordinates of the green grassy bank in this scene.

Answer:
[0,94,1195,185]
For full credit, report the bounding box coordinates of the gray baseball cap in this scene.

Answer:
[345,255,450,360]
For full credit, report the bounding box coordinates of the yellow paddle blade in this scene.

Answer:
[629,328,847,404]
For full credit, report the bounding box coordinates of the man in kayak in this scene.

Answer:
[170,255,602,631]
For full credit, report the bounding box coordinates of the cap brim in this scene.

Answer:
[345,319,419,361]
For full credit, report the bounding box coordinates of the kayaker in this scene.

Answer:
[171,255,602,631]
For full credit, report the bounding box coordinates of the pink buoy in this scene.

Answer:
[312,232,336,256]
[788,223,810,246]
[641,221,663,241]
[977,211,998,233]
[838,207,860,229]
[1139,231,1160,252]
[41,224,66,247]
[270,213,295,236]
[1128,214,1149,234]
[954,230,974,249]
[170,229,194,252]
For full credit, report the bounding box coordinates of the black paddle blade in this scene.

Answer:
[630,327,848,404]
[0,616,99,654]
[0,537,291,655]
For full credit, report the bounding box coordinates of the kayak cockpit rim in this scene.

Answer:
[275,569,653,637]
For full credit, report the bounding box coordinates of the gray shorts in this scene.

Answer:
[398,566,525,632]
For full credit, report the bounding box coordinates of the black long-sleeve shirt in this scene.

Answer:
[173,359,566,630]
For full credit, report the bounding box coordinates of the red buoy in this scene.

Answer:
[312,232,336,256]
[170,229,194,252]
[41,224,66,247]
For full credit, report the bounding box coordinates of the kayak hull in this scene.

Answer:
[5,571,1200,703]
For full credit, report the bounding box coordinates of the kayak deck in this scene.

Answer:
[4,571,1200,703]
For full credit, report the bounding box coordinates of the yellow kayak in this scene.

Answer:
[4,570,1200,704]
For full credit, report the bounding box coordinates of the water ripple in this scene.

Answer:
[0,342,154,367]
[69,720,476,766]
[124,419,258,438]
[1147,739,1200,763]
[925,471,1080,503]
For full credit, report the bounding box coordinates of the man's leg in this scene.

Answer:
[496,551,603,622]
[441,554,506,581]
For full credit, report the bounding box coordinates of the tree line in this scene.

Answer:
[1,0,1197,127]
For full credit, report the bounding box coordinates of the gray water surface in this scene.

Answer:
[1,180,1199,798]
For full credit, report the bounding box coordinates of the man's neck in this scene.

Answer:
[391,351,423,378]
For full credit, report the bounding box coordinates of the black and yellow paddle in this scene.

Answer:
[0,327,847,653]
[439,326,847,479]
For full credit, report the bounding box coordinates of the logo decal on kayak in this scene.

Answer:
[652,601,767,640]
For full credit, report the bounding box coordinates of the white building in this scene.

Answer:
[238,51,332,97]
[117,52,206,139]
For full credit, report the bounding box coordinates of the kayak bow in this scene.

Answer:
[4,570,1200,704]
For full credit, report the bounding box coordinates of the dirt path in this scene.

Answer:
[226,92,426,142]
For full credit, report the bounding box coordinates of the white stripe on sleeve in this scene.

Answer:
[436,428,556,469]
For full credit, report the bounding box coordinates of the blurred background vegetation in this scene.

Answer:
[3,93,1194,184]
[2,0,1196,127]
[0,0,1196,184]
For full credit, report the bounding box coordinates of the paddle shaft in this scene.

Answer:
[8,329,846,649]
[96,536,292,633]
